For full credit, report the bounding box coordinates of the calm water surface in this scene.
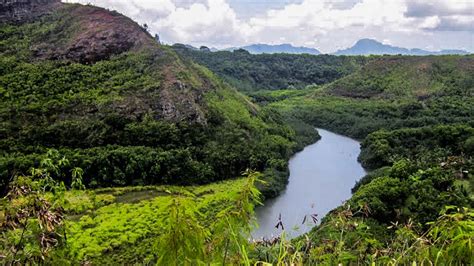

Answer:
[252,128,366,239]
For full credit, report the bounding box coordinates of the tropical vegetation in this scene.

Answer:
[1,1,473,265]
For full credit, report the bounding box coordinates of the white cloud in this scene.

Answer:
[405,0,474,33]
[419,16,441,29]
[63,0,474,52]
[63,0,175,22]
[153,0,244,45]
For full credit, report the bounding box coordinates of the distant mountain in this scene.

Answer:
[334,39,470,56]
[226,43,321,55]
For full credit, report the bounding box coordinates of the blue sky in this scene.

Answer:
[64,0,473,53]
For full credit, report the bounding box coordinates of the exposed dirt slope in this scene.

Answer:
[0,0,61,23]
[31,4,155,63]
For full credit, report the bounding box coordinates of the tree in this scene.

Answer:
[0,150,85,263]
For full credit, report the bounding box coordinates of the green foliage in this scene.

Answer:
[350,176,406,222]
[0,13,318,196]
[55,172,261,264]
[173,45,369,92]
[358,167,465,224]
[422,206,474,264]
[0,150,73,264]
[252,206,474,265]
[268,93,474,140]
[464,136,474,154]
[359,124,474,169]
[154,197,208,265]
[351,166,390,193]
[258,55,474,141]
[238,54,474,265]
[2,4,473,264]
[349,125,474,228]
[70,167,85,190]
[326,55,474,99]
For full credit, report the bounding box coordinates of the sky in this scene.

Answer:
[63,0,474,53]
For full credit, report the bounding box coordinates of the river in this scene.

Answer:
[252,128,367,239]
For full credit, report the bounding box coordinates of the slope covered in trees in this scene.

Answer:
[249,54,474,264]
[265,55,474,139]
[0,2,318,197]
[173,45,369,92]
[325,55,474,99]
[277,123,473,264]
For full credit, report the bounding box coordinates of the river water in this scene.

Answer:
[252,128,367,239]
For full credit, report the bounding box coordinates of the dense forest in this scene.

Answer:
[292,123,473,264]
[250,55,474,264]
[0,3,318,199]
[173,44,369,92]
[1,1,473,265]
[266,55,474,139]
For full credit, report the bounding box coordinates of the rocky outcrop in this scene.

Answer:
[34,5,154,63]
[1,1,155,63]
[158,83,208,124]
[0,0,60,23]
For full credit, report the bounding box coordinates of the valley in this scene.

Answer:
[1,1,473,265]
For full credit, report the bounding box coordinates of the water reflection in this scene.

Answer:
[252,128,367,239]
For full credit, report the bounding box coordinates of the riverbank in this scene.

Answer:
[253,128,366,239]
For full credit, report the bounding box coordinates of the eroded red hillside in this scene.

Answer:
[32,4,156,63]
[0,0,61,23]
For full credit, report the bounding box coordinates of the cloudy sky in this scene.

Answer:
[63,0,473,53]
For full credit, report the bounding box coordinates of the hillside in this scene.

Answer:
[1,1,155,63]
[263,55,474,139]
[334,38,470,56]
[173,45,369,92]
[0,1,316,196]
[325,55,474,99]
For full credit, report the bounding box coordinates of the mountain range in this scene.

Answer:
[334,39,470,56]
[225,43,321,55]
[217,39,469,56]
